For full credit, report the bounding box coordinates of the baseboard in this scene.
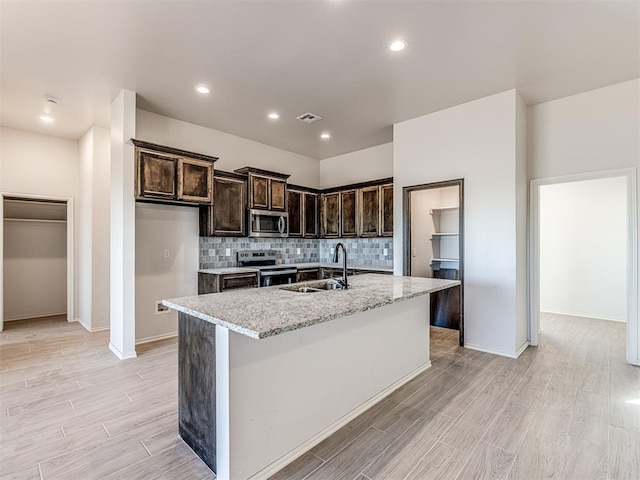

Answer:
[540,309,626,323]
[3,312,67,322]
[108,343,137,360]
[135,332,178,345]
[464,343,527,359]
[248,360,432,480]
[78,319,110,333]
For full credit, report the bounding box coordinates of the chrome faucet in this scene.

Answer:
[333,242,348,289]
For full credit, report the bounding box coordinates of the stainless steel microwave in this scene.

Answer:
[248,209,288,237]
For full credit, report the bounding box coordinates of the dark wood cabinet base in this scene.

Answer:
[178,312,217,473]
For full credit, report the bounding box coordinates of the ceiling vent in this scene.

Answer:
[296,112,322,124]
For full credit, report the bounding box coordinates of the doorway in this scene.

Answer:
[530,169,638,365]
[403,179,464,346]
[1,194,75,331]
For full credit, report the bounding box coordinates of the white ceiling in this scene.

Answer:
[1,0,638,160]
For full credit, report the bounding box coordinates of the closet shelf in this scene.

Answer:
[431,233,459,237]
[4,218,67,224]
[430,206,459,214]
[431,258,459,263]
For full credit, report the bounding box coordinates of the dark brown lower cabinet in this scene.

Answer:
[198,272,258,294]
[297,268,320,282]
[430,268,460,330]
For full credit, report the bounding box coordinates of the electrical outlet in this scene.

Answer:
[155,300,170,315]
[163,249,170,258]
[383,248,388,256]
[297,248,301,254]
[225,248,231,256]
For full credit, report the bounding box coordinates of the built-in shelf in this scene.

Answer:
[431,233,459,237]
[431,258,459,263]
[3,218,67,224]
[430,206,459,214]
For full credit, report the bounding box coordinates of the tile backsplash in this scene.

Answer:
[199,237,393,269]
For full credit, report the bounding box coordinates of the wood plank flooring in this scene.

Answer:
[1,313,638,480]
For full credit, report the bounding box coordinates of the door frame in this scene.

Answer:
[529,168,638,365]
[403,179,464,345]
[0,192,75,331]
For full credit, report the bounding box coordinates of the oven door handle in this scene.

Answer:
[259,269,298,276]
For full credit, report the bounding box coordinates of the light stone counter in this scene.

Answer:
[164,273,459,339]
[198,267,259,275]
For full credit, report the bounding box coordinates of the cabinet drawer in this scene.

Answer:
[297,268,320,282]
[220,273,258,291]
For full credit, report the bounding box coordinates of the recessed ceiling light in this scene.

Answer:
[389,39,408,52]
[195,85,210,94]
[320,133,331,139]
[268,112,280,120]
[39,114,55,123]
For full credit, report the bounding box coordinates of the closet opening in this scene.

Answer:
[403,179,464,346]
[1,195,73,332]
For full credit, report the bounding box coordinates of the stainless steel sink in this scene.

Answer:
[280,280,347,293]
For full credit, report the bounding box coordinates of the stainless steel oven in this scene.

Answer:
[237,250,298,287]
[248,209,288,238]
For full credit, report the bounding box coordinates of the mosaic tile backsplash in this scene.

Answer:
[199,237,393,269]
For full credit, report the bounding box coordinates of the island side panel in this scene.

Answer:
[223,294,430,480]
[178,312,217,472]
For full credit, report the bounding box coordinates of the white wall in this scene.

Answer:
[78,126,111,331]
[3,221,67,320]
[540,177,627,321]
[394,90,527,357]
[135,203,199,342]
[0,127,80,320]
[319,142,393,188]
[136,110,320,188]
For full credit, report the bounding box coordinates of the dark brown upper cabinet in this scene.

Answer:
[132,139,217,206]
[359,186,380,237]
[200,171,246,237]
[381,183,393,236]
[321,192,341,238]
[303,192,319,238]
[340,190,358,237]
[235,167,290,212]
[288,186,320,239]
[287,189,303,237]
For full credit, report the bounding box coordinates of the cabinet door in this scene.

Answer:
[270,179,287,211]
[381,184,393,237]
[136,151,177,200]
[287,190,303,237]
[303,193,319,238]
[178,158,213,204]
[250,175,269,209]
[322,193,340,238]
[359,186,380,237]
[340,190,358,237]
[214,176,246,236]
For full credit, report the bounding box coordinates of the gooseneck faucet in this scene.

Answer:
[333,242,348,289]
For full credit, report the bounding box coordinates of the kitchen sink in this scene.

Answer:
[280,280,348,293]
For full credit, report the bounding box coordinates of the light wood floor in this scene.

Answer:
[1,313,638,480]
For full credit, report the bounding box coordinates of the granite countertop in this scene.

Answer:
[198,263,393,275]
[164,274,459,340]
[199,267,260,275]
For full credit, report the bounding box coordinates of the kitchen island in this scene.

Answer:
[163,274,459,480]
